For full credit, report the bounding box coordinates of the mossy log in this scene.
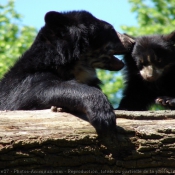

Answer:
[0,110,175,175]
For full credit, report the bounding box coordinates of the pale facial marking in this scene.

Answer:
[147,55,151,63]
[140,65,163,82]
[72,60,97,84]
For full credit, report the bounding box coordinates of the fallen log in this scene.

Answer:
[0,110,175,175]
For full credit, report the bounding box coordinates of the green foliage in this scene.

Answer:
[0,0,37,78]
[97,70,123,108]
[121,0,175,36]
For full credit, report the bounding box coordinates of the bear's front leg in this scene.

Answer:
[34,80,116,135]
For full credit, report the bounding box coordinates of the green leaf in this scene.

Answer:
[0,0,37,79]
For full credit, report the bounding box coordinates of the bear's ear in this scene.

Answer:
[124,33,136,40]
[45,11,70,27]
[163,31,175,42]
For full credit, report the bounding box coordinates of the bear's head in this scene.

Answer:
[44,11,134,71]
[131,31,175,82]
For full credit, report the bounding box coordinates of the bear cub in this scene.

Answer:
[118,31,175,110]
[0,11,133,133]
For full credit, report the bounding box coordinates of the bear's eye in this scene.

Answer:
[154,54,162,63]
[135,58,149,69]
[104,45,112,51]
[139,58,144,64]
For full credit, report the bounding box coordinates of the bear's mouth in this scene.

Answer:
[92,32,135,71]
[87,31,135,72]
[110,55,124,71]
[91,54,124,71]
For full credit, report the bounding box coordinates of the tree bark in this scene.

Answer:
[0,110,175,175]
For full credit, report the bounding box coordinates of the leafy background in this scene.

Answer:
[0,0,175,108]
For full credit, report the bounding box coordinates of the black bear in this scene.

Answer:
[0,11,133,134]
[118,31,175,111]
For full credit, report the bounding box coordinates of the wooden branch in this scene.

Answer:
[115,110,175,119]
[0,110,175,174]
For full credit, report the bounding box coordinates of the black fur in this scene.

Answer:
[0,11,132,133]
[118,31,175,110]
